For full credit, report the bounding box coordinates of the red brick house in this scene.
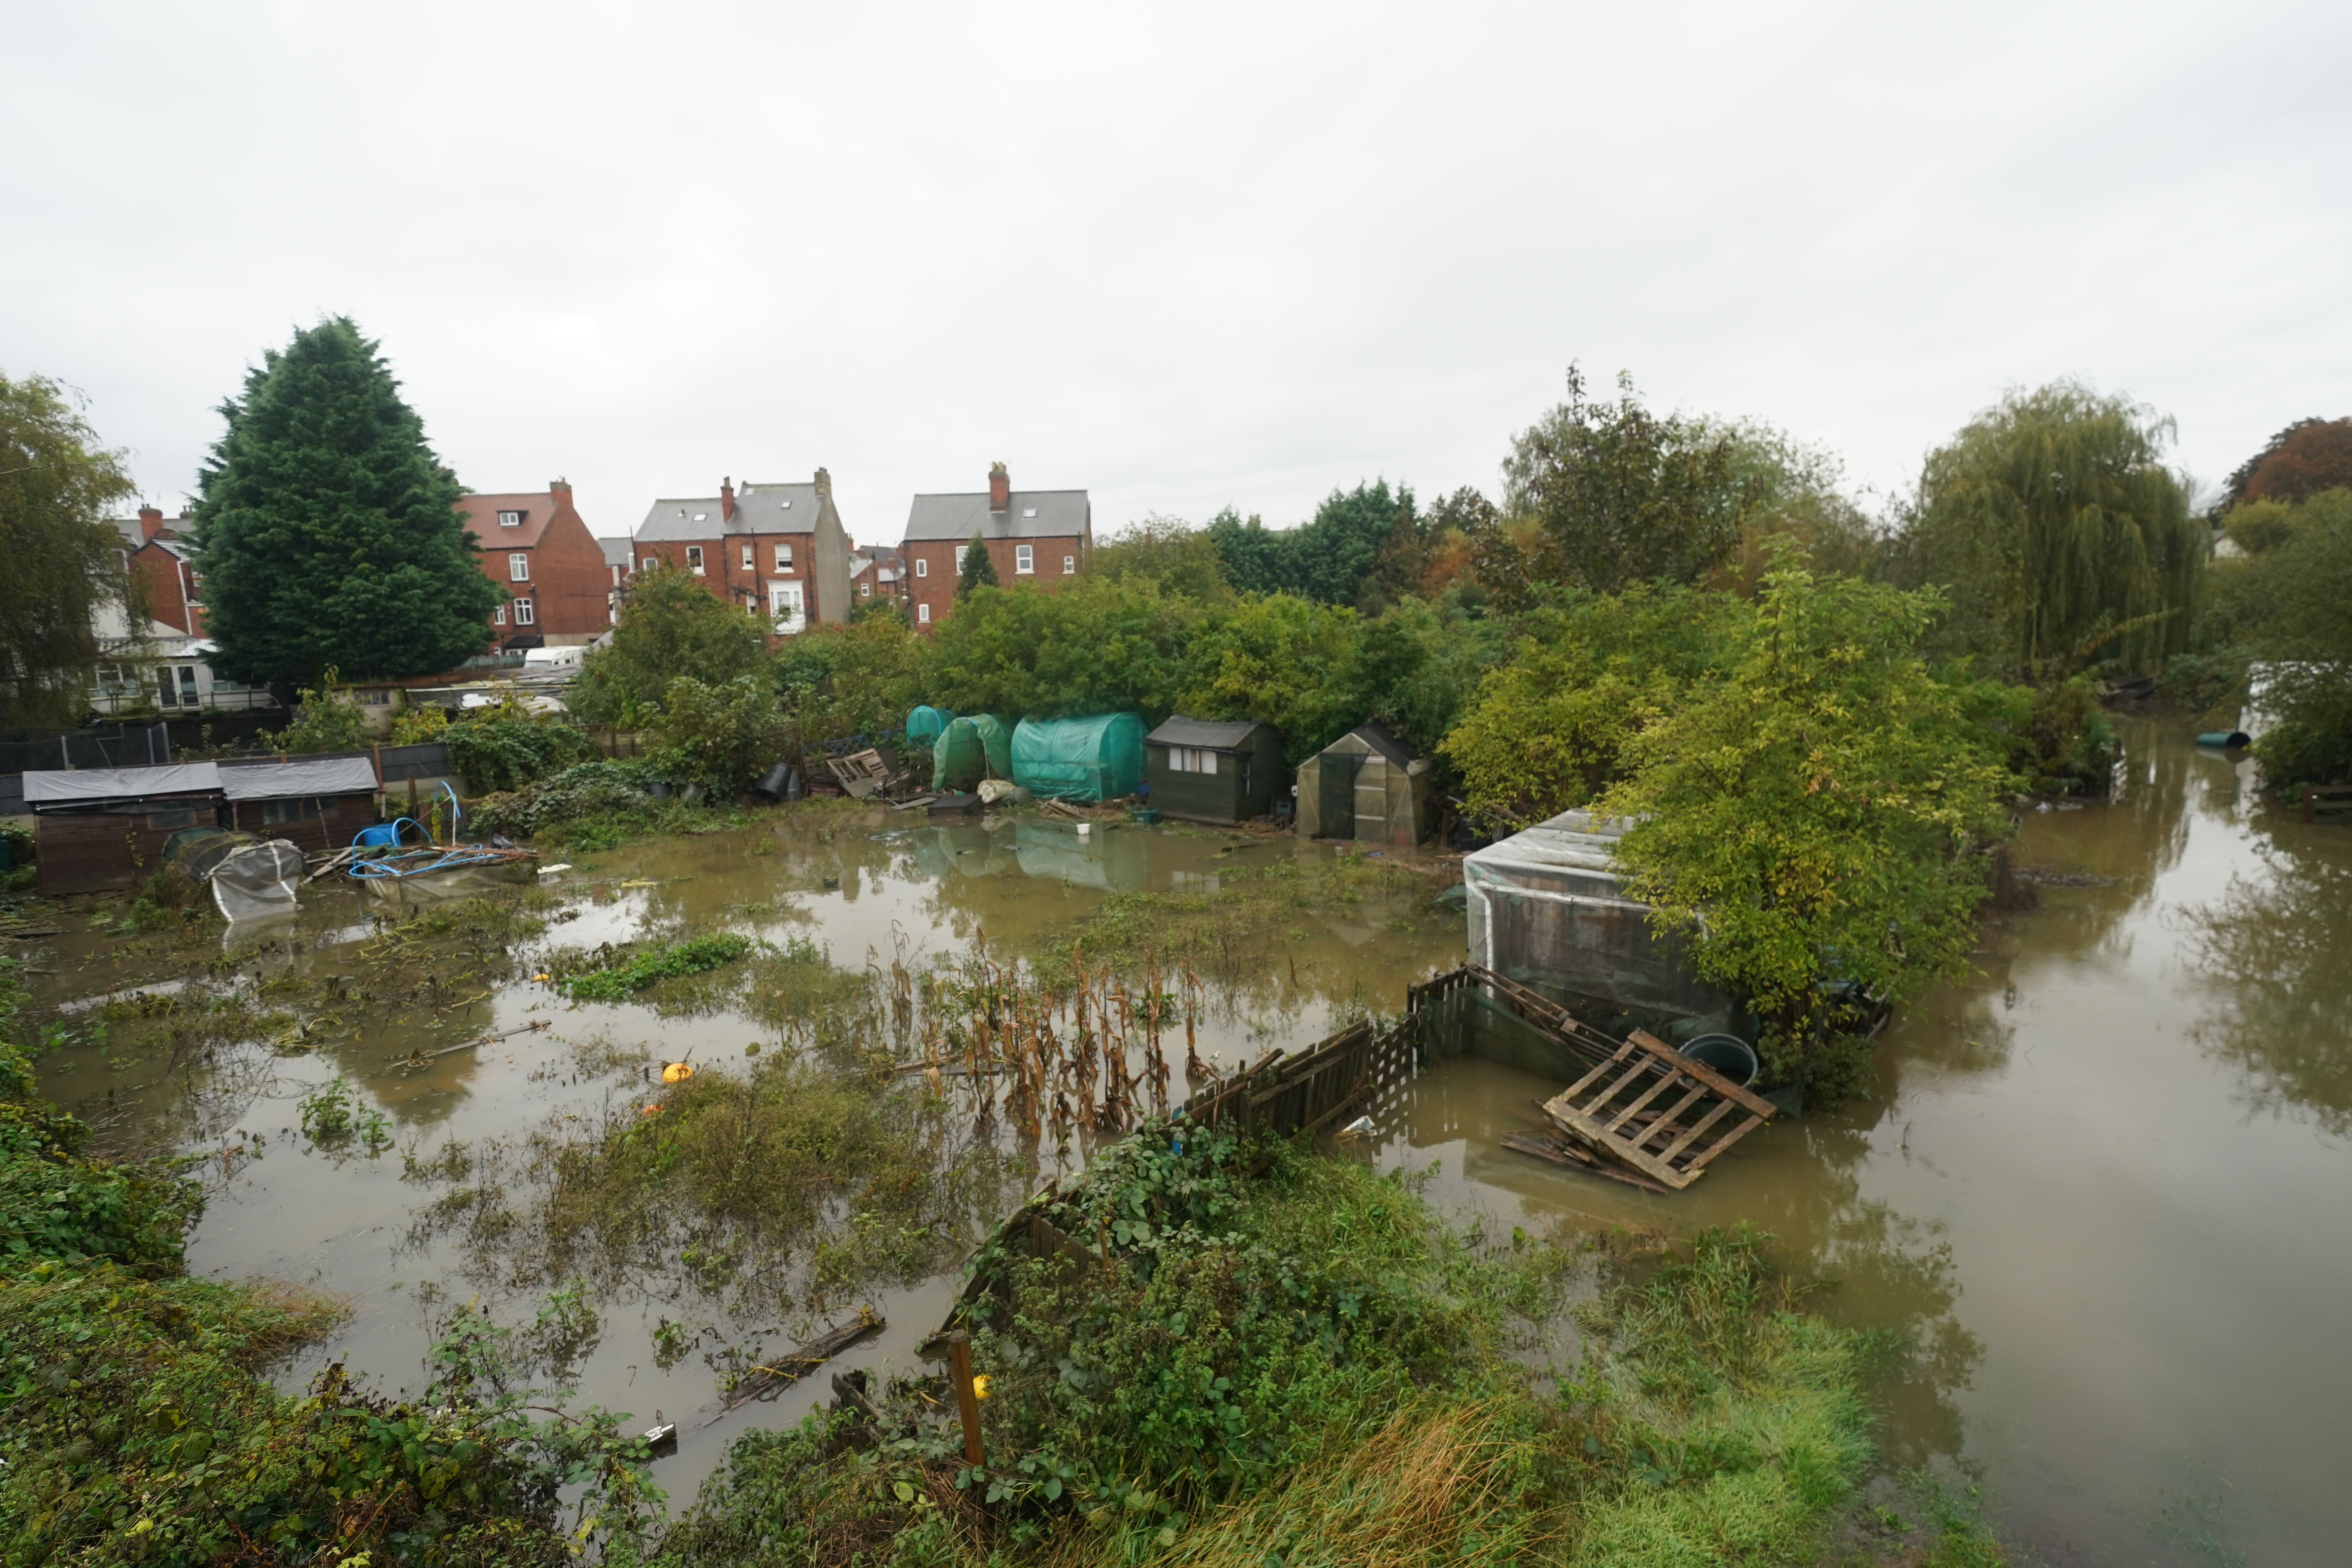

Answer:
[457,481,610,646]
[120,506,206,634]
[849,544,905,610]
[631,469,852,633]
[900,463,1091,630]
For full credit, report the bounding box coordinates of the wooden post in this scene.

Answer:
[946,1331,984,1466]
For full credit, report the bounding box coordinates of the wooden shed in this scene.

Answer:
[24,763,229,895]
[1293,724,1433,846]
[220,755,384,854]
[1143,717,1282,825]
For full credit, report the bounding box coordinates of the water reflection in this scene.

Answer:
[2188,828,2352,1137]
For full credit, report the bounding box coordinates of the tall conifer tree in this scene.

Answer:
[189,318,503,691]
[958,530,1000,598]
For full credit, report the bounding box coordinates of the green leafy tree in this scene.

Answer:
[1206,482,1416,606]
[2209,489,2352,791]
[926,579,1199,720]
[1701,420,1883,593]
[270,676,368,755]
[1441,585,1745,827]
[772,613,928,744]
[442,706,600,795]
[1356,592,1511,760]
[1178,593,1365,762]
[187,318,506,692]
[570,565,771,728]
[1600,552,2017,1083]
[650,674,790,796]
[1473,366,1755,606]
[1090,514,1234,603]
[958,531,1000,599]
[1890,380,2204,681]
[2222,417,2352,510]
[0,372,136,728]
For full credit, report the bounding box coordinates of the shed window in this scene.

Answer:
[145,808,201,830]
[1168,747,1219,775]
[261,797,325,824]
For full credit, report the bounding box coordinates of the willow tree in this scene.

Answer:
[0,373,135,728]
[1893,381,2203,681]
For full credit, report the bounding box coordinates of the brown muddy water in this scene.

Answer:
[25,722,2352,1562]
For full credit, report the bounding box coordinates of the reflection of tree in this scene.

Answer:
[2186,840,2352,1137]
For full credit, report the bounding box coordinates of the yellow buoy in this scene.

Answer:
[662,1061,695,1085]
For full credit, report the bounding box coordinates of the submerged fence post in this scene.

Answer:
[947,1330,985,1466]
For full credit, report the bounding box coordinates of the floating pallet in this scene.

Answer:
[1539,1023,1775,1191]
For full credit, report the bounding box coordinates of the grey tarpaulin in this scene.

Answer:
[22,762,222,805]
[211,840,307,922]
[218,756,380,800]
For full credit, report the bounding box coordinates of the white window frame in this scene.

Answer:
[508,552,529,582]
[686,545,705,575]
[860,582,871,597]
[1167,747,1219,775]
[1062,554,1075,574]
[1014,544,1034,574]
[914,556,928,578]
[917,602,931,624]
[497,509,523,527]
[493,603,507,625]
[775,542,794,571]
[769,579,806,634]
[513,597,535,626]
[642,556,658,573]
[741,543,755,571]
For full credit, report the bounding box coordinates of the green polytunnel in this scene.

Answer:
[932,714,1012,791]
[1011,713,1146,802]
[906,705,954,748]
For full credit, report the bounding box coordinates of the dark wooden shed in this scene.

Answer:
[24,763,229,895]
[1143,717,1283,825]
[220,755,384,855]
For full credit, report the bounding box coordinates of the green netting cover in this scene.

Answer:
[932,714,1012,791]
[1011,713,1145,802]
[906,705,954,748]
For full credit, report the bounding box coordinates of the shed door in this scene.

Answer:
[1317,751,1361,837]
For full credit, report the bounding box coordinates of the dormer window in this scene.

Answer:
[497,509,524,527]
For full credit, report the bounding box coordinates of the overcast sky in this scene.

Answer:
[7,2,2347,545]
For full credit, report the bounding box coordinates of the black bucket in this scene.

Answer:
[753,762,800,803]
[1680,1033,1759,1087]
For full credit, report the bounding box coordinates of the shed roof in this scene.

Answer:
[1463,808,1630,878]
[904,489,1089,543]
[23,763,223,805]
[1322,723,1417,769]
[1147,717,1263,750]
[219,756,380,800]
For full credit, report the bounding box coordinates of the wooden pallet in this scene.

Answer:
[1539,1025,1776,1191]
[827,748,899,799]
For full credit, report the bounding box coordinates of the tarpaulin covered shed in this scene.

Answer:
[1011,713,1145,802]
[220,755,383,853]
[1461,808,1735,1023]
[1293,725,1432,846]
[932,715,1012,791]
[24,762,228,895]
[1143,717,1281,824]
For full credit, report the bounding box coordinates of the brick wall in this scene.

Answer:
[901,534,1086,630]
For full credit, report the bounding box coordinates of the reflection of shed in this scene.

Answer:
[1012,820,1150,891]
[25,764,228,895]
[1143,717,1281,825]
[219,756,383,853]
[1294,724,1431,845]
[1462,808,1734,1023]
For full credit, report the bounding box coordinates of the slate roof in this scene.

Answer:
[637,481,820,541]
[597,537,635,568]
[1147,717,1264,750]
[903,489,1089,543]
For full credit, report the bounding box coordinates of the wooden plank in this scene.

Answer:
[1632,1083,1710,1149]
[1683,1110,1769,1171]
[1557,1042,1638,1102]
[1581,1058,1659,1114]
[1654,1098,1738,1165]
[1621,1028,1777,1119]
[1501,1130,1675,1195]
[1542,1099,1695,1190]
[1604,1070,1684,1135]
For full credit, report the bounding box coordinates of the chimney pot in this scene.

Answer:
[988,461,1009,513]
[720,476,735,523]
[137,505,165,541]
[550,477,572,501]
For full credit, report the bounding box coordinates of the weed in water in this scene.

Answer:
[556,932,755,1002]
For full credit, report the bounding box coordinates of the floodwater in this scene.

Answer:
[24,723,2352,1561]
[1376,722,2352,1566]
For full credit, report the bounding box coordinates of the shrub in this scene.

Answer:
[443,708,601,795]
[649,674,789,797]
[466,759,664,840]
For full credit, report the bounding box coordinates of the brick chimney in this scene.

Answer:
[138,505,165,541]
[813,466,831,499]
[720,476,735,523]
[550,477,572,508]
[988,461,1009,513]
